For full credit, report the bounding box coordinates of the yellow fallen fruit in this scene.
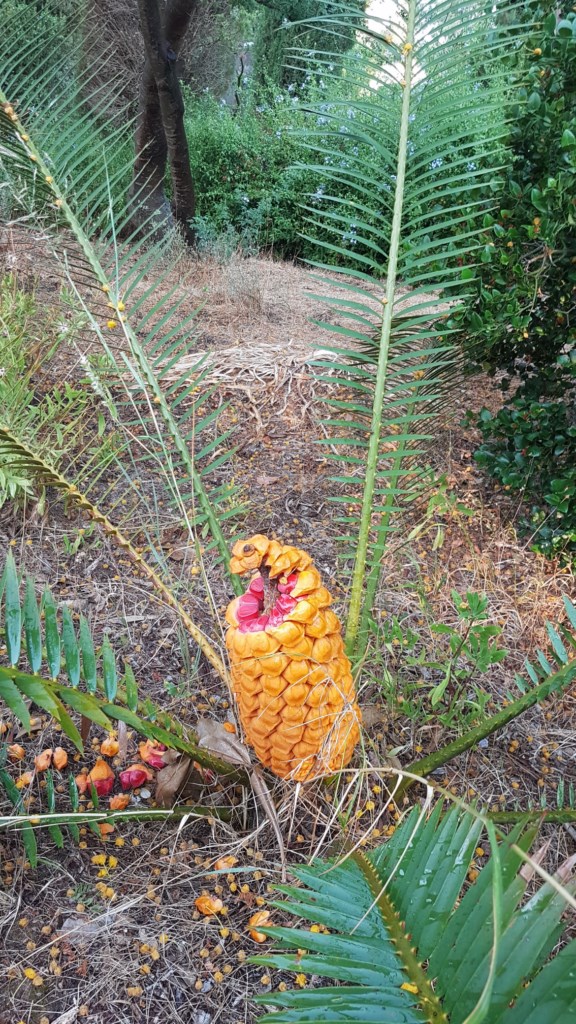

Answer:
[100,735,119,758]
[214,855,238,871]
[248,909,272,943]
[53,747,68,770]
[195,895,224,916]
[34,748,53,772]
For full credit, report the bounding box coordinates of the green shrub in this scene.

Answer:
[464,3,576,391]
[184,88,394,261]
[465,5,576,562]
[472,395,576,561]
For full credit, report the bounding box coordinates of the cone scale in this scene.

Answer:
[225,535,361,781]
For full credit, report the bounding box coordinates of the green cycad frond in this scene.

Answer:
[398,593,576,797]
[0,8,243,595]
[0,428,231,682]
[0,551,240,777]
[290,0,529,658]
[254,805,576,1023]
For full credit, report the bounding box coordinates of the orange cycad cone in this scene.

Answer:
[225,535,361,781]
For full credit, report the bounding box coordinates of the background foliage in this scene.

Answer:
[464,2,576,562]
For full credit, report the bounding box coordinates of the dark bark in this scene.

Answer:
[132,0,198,245]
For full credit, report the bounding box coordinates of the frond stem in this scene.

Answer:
[344,4,416,655]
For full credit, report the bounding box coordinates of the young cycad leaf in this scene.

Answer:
[23,578,42,674]
[101,636,117,702]
[61,606,80,688]
[69,774,80,812]
[0,434,230,683]
[42,589,61,680]
[0,767,38,868]
[16,674,83,749]
[563,593,576,630]
[3,551,21,667]
[50,682,113,733]
[0,11,243,599]
[0,555,242,778]
[0,670,31,733]
[123,663,139,712]
[44,769,65,849]
[289,0,531,659]
[79,616,97,692]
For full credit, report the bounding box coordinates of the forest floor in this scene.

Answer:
[1,247,575,1024]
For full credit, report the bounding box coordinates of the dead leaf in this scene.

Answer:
[16,717,41,738]
[80,716,91,745]
[51,1009,81,1024]
[360,704,387,729]
[237,890,257,908]
[155,756,195,808]
[161,524,186,546]
[250,767,287,881]
[117,721,128,762]
[195,718,287,881]
[520,838,552,882]
[557,852,576,885]
[57,915,109,947]
[195,717,252,767]
[167,544,193,562]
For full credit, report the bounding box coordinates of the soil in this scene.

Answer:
[1,242,575,1024]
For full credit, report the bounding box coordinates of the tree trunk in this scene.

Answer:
[132,0,198,244]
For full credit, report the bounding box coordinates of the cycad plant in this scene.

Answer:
[253,802,576,1023]
[0,0,575,811]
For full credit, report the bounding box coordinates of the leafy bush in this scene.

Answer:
[464,5,576,562]
[473,396,576,560]
[465,3,576,392]
[184,88,394,261]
